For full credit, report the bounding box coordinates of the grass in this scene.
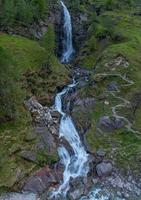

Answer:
[74,9,141,174]
[0,33,47,73]
[0,33,69,190]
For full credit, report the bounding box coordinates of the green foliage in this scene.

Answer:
[0,0,47,27]
[37,150,58,166]
[0,33,47,123]
[0,47,21,123]
[1,0,16,26]
[0,33,68,188]
[41,24,56,55]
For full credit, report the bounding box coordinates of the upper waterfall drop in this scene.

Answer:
[60,1,74,63]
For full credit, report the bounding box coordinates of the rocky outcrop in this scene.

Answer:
[105,55,129,70]
[24,97,61,136]
[23,165,61,195]
[3,2,62,41]
[98,116,125,132]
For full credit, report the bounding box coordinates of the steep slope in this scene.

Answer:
[70,1,141,177]
[0,31,69,191]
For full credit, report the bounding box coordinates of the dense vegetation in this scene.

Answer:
[0,0,141,194]
[0,0,47,26]
[70,0,141,174]
[0,0,69,188]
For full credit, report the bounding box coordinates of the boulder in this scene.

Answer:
[20,151,37,162]
[98,116,125,132]
[23,166,58,195]
[96,162,113,177]
[107,82,118,91]
[68,177,92,200]
[73,98,95,112]
[96,149,106,157]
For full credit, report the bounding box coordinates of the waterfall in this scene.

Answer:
[60,1,74,63]
[51,81,89,198]
[50,2,89,198]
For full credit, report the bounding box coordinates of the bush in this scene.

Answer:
[0,47,22,123]
[0,0,47,27]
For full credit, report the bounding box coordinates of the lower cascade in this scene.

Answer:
[51,80,89,198]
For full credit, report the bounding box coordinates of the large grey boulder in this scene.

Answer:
[96,162,113,177]
[98,116,125,132]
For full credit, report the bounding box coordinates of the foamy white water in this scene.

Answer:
[80,187,125,200]
[51,80,89,198]
[61,1,74,63]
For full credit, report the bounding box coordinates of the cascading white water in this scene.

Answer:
[61,1,74,63]
[50,2,89,198]
[51,81,89,198]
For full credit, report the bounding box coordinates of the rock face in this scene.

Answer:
[105,55,129,70]
[96,162,113,177]
[25,97,61,136]
[73,98,95,112]
[23,165,60,195]
[20,151,37,162]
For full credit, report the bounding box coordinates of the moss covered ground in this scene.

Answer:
[0,32,69,191]
[74,7,141,175]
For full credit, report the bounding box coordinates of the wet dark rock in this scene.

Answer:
[96,162,113,177]
[98,116,125,132]
[68,177,93,200]
[68,178,84,200]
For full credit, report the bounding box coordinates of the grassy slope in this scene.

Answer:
[0,33,68,189]
[76,8,141,174]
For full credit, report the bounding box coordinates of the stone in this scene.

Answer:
[96,162,113,177]
[20,151,37,162]
[107,82,118,91]
[73,98,95,112]
[69,176,94,199]
[24,97,60,136]
[98,116,125,132]
[96,149,106,157]
[23,166,58,195]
